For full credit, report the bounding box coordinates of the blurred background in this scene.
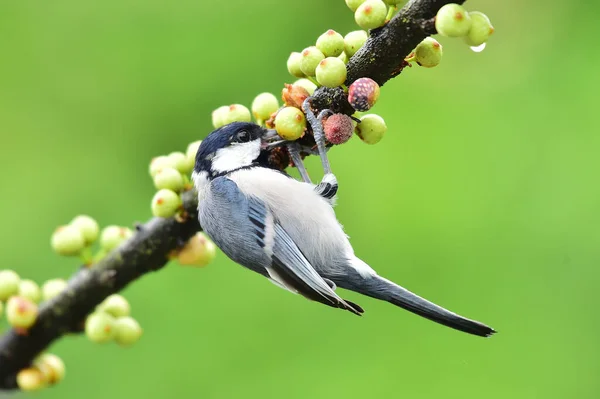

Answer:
[1,0,598,398]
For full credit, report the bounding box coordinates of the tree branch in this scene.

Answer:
[0,0,464,389]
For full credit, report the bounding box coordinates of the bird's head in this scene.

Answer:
[193,122,283,178]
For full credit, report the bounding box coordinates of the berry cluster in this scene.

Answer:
[0,269,65,391]
[84,294,142,346]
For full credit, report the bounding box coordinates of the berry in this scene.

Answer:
[355,0,388,30]
[149,155,174,178]
[6,296,38,329]
[186,140,202,162]
[293,79,317,96]
[345,0,365,12]
[34,353,66,385]
[252,92,279,122]
[97,294,130,318]
[114,316,143,346]
[222,104,252,125]
[281,84,309,109]
[100,226,133,252]
[383,0,404,4]
[348,77,380,111]
[464,11,494,46]
[0,270,20,301]
[51,225,85,256]
[211,105,229,129]
[316,29,345,57]
[153,167,184,192]
[435,3,471,37]
[41,279,67,301]
[344,30,368,57]
[415,37,443,68]
[177,232,217,267]
[356,114,387,144]
[315,57,347,88]
[70,215,99,245]
[300,46,325,77]
[338,51,348,64]
[18,279,41,303]
[274,107,306,141]
[324,114,354,145]
[168,151,190,174]
[17,368,45,391]
[85,312,115,343]
[151,189,182,218]
[286,52,305,78]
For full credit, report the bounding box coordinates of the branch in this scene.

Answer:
[311,0,464,113]
[0,0,463,389]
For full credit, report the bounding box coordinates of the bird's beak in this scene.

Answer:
[261,129,286,150]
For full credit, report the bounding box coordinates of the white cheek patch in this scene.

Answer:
[211,139,261,174]
[191,171,210,203]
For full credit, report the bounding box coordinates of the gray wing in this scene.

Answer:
[208,177,362,316]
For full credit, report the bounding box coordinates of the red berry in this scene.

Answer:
[324,114,354,145]
[348,77,380,112]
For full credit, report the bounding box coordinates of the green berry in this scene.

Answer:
[100,225,133,252]
[415,37,443,68]
[286,52,305,78]
[151,189,182,218]
[300,46,325,77]
[356,114,387,144]
[97,294,130,318]
[18,280,41,303]
[316,29,345,57]
[348,77,380,111]
[114,316,143,346]
[85,312,115,343]
[41,279,67,301]
[0,270,20,301]
[435,3,471,37]
[153,167,184,192]
[222,104,252,125]
[70,215,99,245]
[383,0,404,3]
[177,232,217,267]
[17,368,46,392]
[346,0,365,11]
[344,30,368,57]
[324,114,354,145]
[149,155,174,178]
[355,0,387,30]
[211,105,229,129]
[338,51,348,64]
[51,225,85,256]
[167,151,189,174]
[251,92,279,122]
[275,107,306,141]
[293,79,317,96]
[464,11,494,46]
[6,296,38,329]
[186,140,201,163]
[315,57,347,88]
[34,353,66,385]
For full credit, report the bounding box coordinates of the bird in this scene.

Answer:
[191,120,496,337]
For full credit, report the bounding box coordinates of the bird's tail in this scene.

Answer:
[337,263,496,337]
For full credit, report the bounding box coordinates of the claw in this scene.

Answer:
[302,97,332,176]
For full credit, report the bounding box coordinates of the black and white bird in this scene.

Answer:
[191,106,495,337]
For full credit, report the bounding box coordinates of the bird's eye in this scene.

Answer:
[236,130,251,142]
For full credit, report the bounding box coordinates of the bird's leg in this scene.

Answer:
[302,98,338,200]
[287,142,312,184]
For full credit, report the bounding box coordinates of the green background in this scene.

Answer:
[1,0,598,398]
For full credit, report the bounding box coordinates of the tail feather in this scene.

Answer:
[335,271,496,337]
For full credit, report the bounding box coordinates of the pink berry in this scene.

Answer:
[348,77,380,112]
[324,114,354,145]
